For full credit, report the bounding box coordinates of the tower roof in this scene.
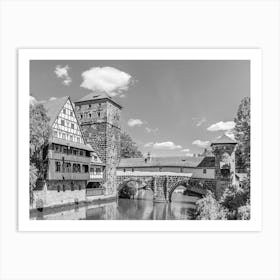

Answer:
[210,134,237,145]
[75,92,122,109]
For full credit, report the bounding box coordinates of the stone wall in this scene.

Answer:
[33,180,87,208]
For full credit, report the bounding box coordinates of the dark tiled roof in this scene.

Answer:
[75,92,122,108]
[118,156,215,168]
[211,134,237,145]
[197,156,215,167]
[43,96,69,126]
[50,137,94,152]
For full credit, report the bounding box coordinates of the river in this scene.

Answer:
[30,192,199,220]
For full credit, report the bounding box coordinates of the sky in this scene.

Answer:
[30,60,250,157]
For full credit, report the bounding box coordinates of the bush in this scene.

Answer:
[194,191,228,220]
[237,203,250,220]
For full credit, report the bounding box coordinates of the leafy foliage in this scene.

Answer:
[29,103,51,204]
[194,191,228,220]
[120,131,143,158]
[234,97,250,172]
[119,182,138,199]
[237,203,250,220]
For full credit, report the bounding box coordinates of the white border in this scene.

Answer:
[18,49,262,231]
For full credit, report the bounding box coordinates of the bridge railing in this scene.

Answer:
[86,188,104,197]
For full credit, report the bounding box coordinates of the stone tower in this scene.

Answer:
[210,134,237,198]
[74,92,122,196]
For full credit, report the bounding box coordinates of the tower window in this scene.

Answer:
[55,161,61,172]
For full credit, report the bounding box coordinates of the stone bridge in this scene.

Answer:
[116,171,216,202]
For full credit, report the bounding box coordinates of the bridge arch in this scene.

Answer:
[117,177,154,193]
[168,179,205,202]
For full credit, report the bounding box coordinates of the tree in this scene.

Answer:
[234,97,250,172]
[194,191,228,220]
[29,103,51,203]
[120,131,143,158]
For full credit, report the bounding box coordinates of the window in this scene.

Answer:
[80,150,84,156]
[55,161,61,172]
[132,168,134,172]
[82,165,89,173]
[57,185,61,192]
[61,119,65,126]
[203,169,207,174]
[73,164,81,173]
[71,182,74,191]
[78,185,82,191]
[63,109,66,114]
[73,149,77,156]
[80,114,83,119]
[65,162,71,172]
[53,130,58,137]
[71,123,74,129]
[62,185,66,192]
[62,133,66,139]
[90,167,94,173]
[89,113,91,118]
[96,168,101,175]
[123,169,126,172]
[77,137,80,143]
[69,134,73,141]
[70,111,73,117]
[98,112,100,117]
[63,146,68,154]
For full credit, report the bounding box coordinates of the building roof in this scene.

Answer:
[211,134,237,145]
[118,156,215,168]
[75,92,122,109]
[50,137,94,152]
[43,96,69,126]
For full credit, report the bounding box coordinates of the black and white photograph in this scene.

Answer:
[28,56,251,221]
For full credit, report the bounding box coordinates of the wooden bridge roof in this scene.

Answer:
[118,156,215,168]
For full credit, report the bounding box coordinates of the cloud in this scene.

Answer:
[192,117,207,127]
[127,118,144,127]
[49,97,57,101]
[207,121,235,131]
[80,66,133,97]
[144,141,182,150]
[192,140,210,148]
[54,65,72,86]
[225,130,235,140]
[29,96,37,105]
[181,148,190,152]
[185,152,194,157]
[145,127,159,134]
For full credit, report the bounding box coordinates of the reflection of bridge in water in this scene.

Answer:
[116,171,217,202]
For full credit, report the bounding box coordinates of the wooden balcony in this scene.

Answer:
[48,150,91,164]
[86,188,104,196]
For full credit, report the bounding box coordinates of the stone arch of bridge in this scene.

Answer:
[117,178,154,193]
[167,179,204,202]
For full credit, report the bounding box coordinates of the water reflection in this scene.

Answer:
[30,194,199,220]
